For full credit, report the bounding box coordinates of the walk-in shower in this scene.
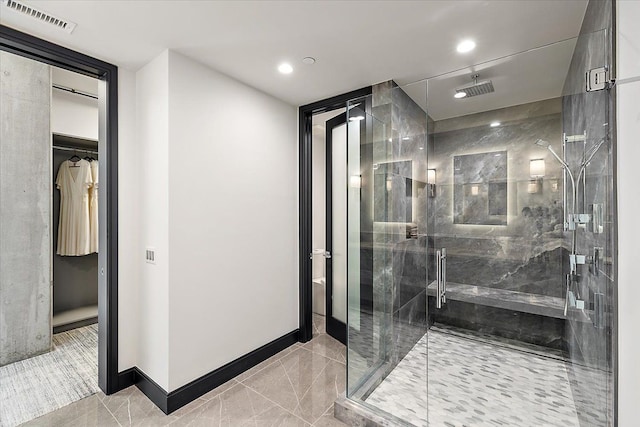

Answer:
[337,18,615,427]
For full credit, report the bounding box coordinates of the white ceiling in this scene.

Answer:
[0,1,588,108]
[409,37,579,120]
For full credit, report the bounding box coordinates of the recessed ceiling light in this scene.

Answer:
[302,57,316,65]
[278,63,293,74]
[490,121,501,127]
[457,40,476,53]
[419,147,424,150]
[402,137,410,141]
[454,91,467,99]
[349,115,365,121]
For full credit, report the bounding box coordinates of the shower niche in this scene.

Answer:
[453,150,507,225]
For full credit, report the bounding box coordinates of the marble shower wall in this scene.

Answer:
[367,81,429,377]
[560,0,615,425]
[429,98,566,297]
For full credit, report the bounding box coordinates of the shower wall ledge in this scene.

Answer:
[427,281,566,319]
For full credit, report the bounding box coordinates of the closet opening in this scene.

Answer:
[51,68,100,335]
[0,25,121,426]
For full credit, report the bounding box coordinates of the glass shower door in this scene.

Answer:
[560,27,615,427]
[345,85,430,425]
[424,31,614,427]
[341,30,614,427]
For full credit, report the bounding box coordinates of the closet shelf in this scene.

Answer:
[53,305,98,329]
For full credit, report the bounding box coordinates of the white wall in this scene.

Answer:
[117,67,139,371]
[51,90,98,140]
[616,1,640,425]
[135,51,170,390]
[166,51,298,391]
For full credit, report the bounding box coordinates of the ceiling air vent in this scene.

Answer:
[1,0,77,34]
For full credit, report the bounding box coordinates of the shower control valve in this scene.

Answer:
[567,214,591,231]
[570,254,587,273]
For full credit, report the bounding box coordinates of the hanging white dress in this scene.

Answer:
[89,160,99,253]
[56,159,92,256]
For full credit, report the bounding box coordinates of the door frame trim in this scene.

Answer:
[325,112,348,344]
[0,25,122,394]
[298,86,372,343]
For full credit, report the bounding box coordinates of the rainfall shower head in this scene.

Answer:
[455,74,495,98]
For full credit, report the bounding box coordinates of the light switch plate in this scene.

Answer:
[145,247,156,264]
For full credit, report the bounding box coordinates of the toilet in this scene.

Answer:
[312,277,326,315]
[312,248,326,315]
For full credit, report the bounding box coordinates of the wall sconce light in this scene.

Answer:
[529,159,545,193]
[530,159,545,178]
[350,175,362,189]
[470,185,479,196]
[427,169,436,198]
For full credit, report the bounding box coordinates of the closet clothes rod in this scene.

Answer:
[52,84,98,100]
[53,145,98,155]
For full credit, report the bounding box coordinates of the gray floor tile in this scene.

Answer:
[242,347,346,424]
[302,334,346,364]
[170,382,310,426]
[313,405,348,427]
[101,386,180,426]
[19,394,119,427]
[12,336,348,427]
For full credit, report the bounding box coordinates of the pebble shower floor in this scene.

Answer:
[366,326,606,427]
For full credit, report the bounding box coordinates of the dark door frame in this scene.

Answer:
[0,25,122,394]
[298,86,371,343]
[325,112,348,344]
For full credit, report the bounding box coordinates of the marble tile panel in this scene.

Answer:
[241,347,345,424]
[101,385,181,426]
[313,313,326,336]
[302,334,346,364]
[20,394,120,427]
[312,405,348,427]
[429,298,567,350]
[426,281,565,318]
[234,342,302,383]
[291,358,346,424]
[169,382,309,427]
[198,378,240,401]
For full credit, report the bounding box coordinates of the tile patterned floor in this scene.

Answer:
[20,327,348,427]
[366,328,581,427]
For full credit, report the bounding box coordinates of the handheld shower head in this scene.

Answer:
[534,139,550,148]
[534,138,573,184]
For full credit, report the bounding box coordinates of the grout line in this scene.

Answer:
[299,337,347,365]
[242,382,312,425]
[99,398,124,427]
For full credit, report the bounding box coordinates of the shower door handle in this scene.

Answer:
[436,248,447,309]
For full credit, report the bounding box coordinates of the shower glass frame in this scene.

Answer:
[344,30,615,427]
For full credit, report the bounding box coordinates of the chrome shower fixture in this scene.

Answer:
[535,139,572,174]
[455,74,495,98]
[533,136,608,315]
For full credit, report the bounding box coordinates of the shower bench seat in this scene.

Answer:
[427,281,566,319]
